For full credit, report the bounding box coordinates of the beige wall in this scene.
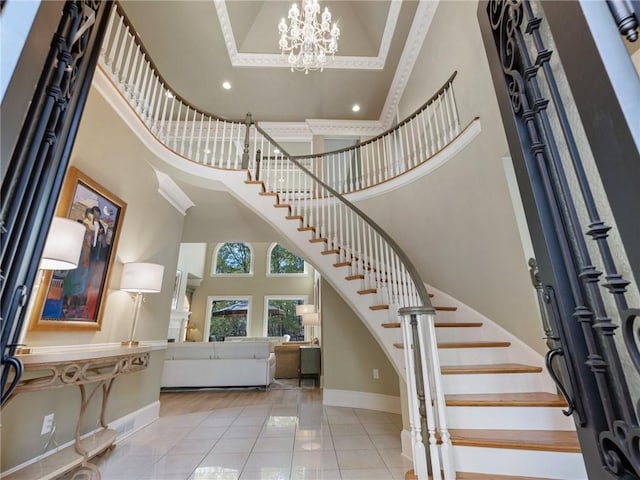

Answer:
[357,0,547,355]
[321,280,400,397]
[2,88,183,471]
[189,242,315,338]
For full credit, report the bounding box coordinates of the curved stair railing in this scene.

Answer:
[293,72,461,195]
[99,4,457,478]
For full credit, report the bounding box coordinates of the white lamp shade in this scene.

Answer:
[40,217,86,270]
[302,312,320,326]
[296,304,315,315]
[120,262,164,293]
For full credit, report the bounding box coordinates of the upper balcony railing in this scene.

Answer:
[99,4,457,478]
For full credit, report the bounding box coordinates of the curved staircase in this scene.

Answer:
[93,5,588,477]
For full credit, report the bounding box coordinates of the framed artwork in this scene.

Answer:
[30,167,126,330]
[171,270,182,310]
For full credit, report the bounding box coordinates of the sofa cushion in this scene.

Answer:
[212,341,270,359]
[165,343,214,360]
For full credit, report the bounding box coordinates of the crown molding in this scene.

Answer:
[259,119,384,141]
[305,119,383,137]
[379,0,439,129]
[214,0,401,71]
[154,170,195,215]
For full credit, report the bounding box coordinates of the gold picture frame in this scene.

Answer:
[30,167,127,331]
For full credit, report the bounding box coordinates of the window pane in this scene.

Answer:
[210,299,248,341]
[216,243,251,274]
[270,244,304,274]
[267,299,304,340]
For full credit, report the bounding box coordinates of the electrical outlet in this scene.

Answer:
[373,368,379,379]
[41,413,55,435]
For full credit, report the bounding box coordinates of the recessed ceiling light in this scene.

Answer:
[222,81,231,90]
[203,148,211,154]
[165,91,174,98]
[352,104,361,112]
[274,148,281,154]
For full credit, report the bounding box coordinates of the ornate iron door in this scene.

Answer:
[479,1,640,478]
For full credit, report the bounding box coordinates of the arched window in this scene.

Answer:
[213,242,253,275]
[268,243,306,275]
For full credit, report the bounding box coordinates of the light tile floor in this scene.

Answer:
[73,390,412,480]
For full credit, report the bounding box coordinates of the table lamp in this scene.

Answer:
[40,217,86,270]
[120,262,164,347]
[295,304,315,316]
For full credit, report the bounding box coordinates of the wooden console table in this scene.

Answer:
[4,345,151,480]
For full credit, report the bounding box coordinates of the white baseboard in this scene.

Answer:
[322,388,401,414]
[109,400,160,442]
[1,401,159,477]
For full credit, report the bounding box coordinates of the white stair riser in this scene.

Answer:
[437,347,513,365]
[442,372,554,394]
[435,326,490,342]
[446,405,576,430]
[451,445,587,479]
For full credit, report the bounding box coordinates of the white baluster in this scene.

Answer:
[102,5,118,63]
[448,82,460,136]
[149,75,161,133]
[212,119,220,167]
[112,20,127,77]
[137,60,151,114]
[180,105,190,156]
[220,121,227,167]
[172,102,182,151]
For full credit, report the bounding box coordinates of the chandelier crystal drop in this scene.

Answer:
[278,0,340,74]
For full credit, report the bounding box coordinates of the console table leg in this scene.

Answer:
[100,378,115,429]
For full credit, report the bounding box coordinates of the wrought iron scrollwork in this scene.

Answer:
[489,0,640,476]
[0,0,109,406]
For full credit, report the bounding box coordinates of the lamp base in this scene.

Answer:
[15,346,31,355]
[121,340,140,347]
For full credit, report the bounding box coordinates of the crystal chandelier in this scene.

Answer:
[278,0,340,74]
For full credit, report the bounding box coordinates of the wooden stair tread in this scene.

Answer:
[438,341,511,349]
[393,341,511,350]
[435,321,483,328]
[382,321,483,328]
[286,215,303,220]
[309,237,328,243]
[358,288,377,295]
[334,261,351,267]
[298,226,315,232]
[259,191,278,196]
[321,249,340,255]
[345,274,365,281]
[274,203,290,208]
[370,305,459,312]
[445,392,567,407]
[449,429,581,453]
[442,363,543,375]
[370,304,389,311]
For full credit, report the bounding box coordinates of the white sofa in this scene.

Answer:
[161,341,275,388]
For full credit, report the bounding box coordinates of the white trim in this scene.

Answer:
[266,242,308,276]
[214,0,402,71]
[0,401,159,478]
[323,388,401,414]
[211,242,254,276]
[154,170,195,215]
[205,295,252,341]
[263,294,308,337]
[379,0,439,129]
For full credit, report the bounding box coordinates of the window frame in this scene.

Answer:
[205,295,252,341]
[266,242,308,277]
[211,242,254,277]
[262,295,308,339]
